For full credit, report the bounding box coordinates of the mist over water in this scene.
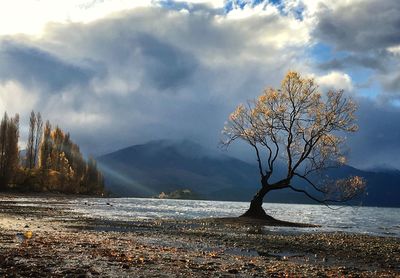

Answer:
[13,197,400,238]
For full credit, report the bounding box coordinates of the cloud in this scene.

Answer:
[313,0,400,52]
[317,55,386,72]
[0,81,38,115]
[309,0,400,97]
[0,40,97,92]
[349,98,400,168]
[0,0,155,35]
[315,71,353,92]
[0,81,39,144]
[0,1,400,169]
[129,33,199,90]
[387,45,400,56]
[0,5,311,156]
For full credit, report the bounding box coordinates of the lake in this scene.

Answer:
[11,197,400,238]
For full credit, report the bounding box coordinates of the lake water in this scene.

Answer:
[11,197,400,238]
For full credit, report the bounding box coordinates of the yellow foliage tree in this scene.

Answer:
[222,71,365,219]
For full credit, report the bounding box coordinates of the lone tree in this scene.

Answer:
[222,71,365,219]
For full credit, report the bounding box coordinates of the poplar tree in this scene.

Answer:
[0,113,19,188]
[33,112,43,168]
[39,120,52,170]
[26,111,36,169]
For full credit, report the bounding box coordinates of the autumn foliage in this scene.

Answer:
[0,111,105,195]
[0,113,19,189]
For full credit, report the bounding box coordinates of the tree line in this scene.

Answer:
[0,111,105,195]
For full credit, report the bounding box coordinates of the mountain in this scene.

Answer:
[97,140,260,201]
[97,140,400,207]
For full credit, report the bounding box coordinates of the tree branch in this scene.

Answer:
[287,185,351,210]
[252,143,265,178]
[293,172,327,194]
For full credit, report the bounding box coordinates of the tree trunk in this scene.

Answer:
[241,178,290,220]
[240,183,275,220]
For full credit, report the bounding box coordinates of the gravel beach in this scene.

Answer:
[0,195,399,277]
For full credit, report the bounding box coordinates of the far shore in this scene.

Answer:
[2,192,400,210]
[0,194,399,277]
[0,191,105,199]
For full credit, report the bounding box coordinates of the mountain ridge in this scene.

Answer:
[97,139,400,207]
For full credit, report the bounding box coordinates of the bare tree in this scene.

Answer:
[222,71,365,219]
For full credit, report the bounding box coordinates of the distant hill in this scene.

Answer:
[97,139,400,207]
[97,140,260,201]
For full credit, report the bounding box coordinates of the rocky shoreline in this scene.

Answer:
[0,196,399,277]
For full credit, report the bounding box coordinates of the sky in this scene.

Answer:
[0,0,400,169]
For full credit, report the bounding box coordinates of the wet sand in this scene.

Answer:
[0,195,399,277]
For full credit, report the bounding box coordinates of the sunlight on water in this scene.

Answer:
[12,197,400,237]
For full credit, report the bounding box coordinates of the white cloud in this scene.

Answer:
[178,0,225,8]
[387,45,400,56]
[223,6,310,50]
[225,2,276,19]
[0,0,229,36]
[315,71,353,92]
[0,81,38,116]
[0,0,153,35]
[0,81,39,145]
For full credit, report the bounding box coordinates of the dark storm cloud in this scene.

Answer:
[317,54,386,72]
[314,0,400,52]
[133,33,198,90]
[0,40,96,92]
[348,97,400,168]
[39,11,201,92]
[381,73,400,94]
